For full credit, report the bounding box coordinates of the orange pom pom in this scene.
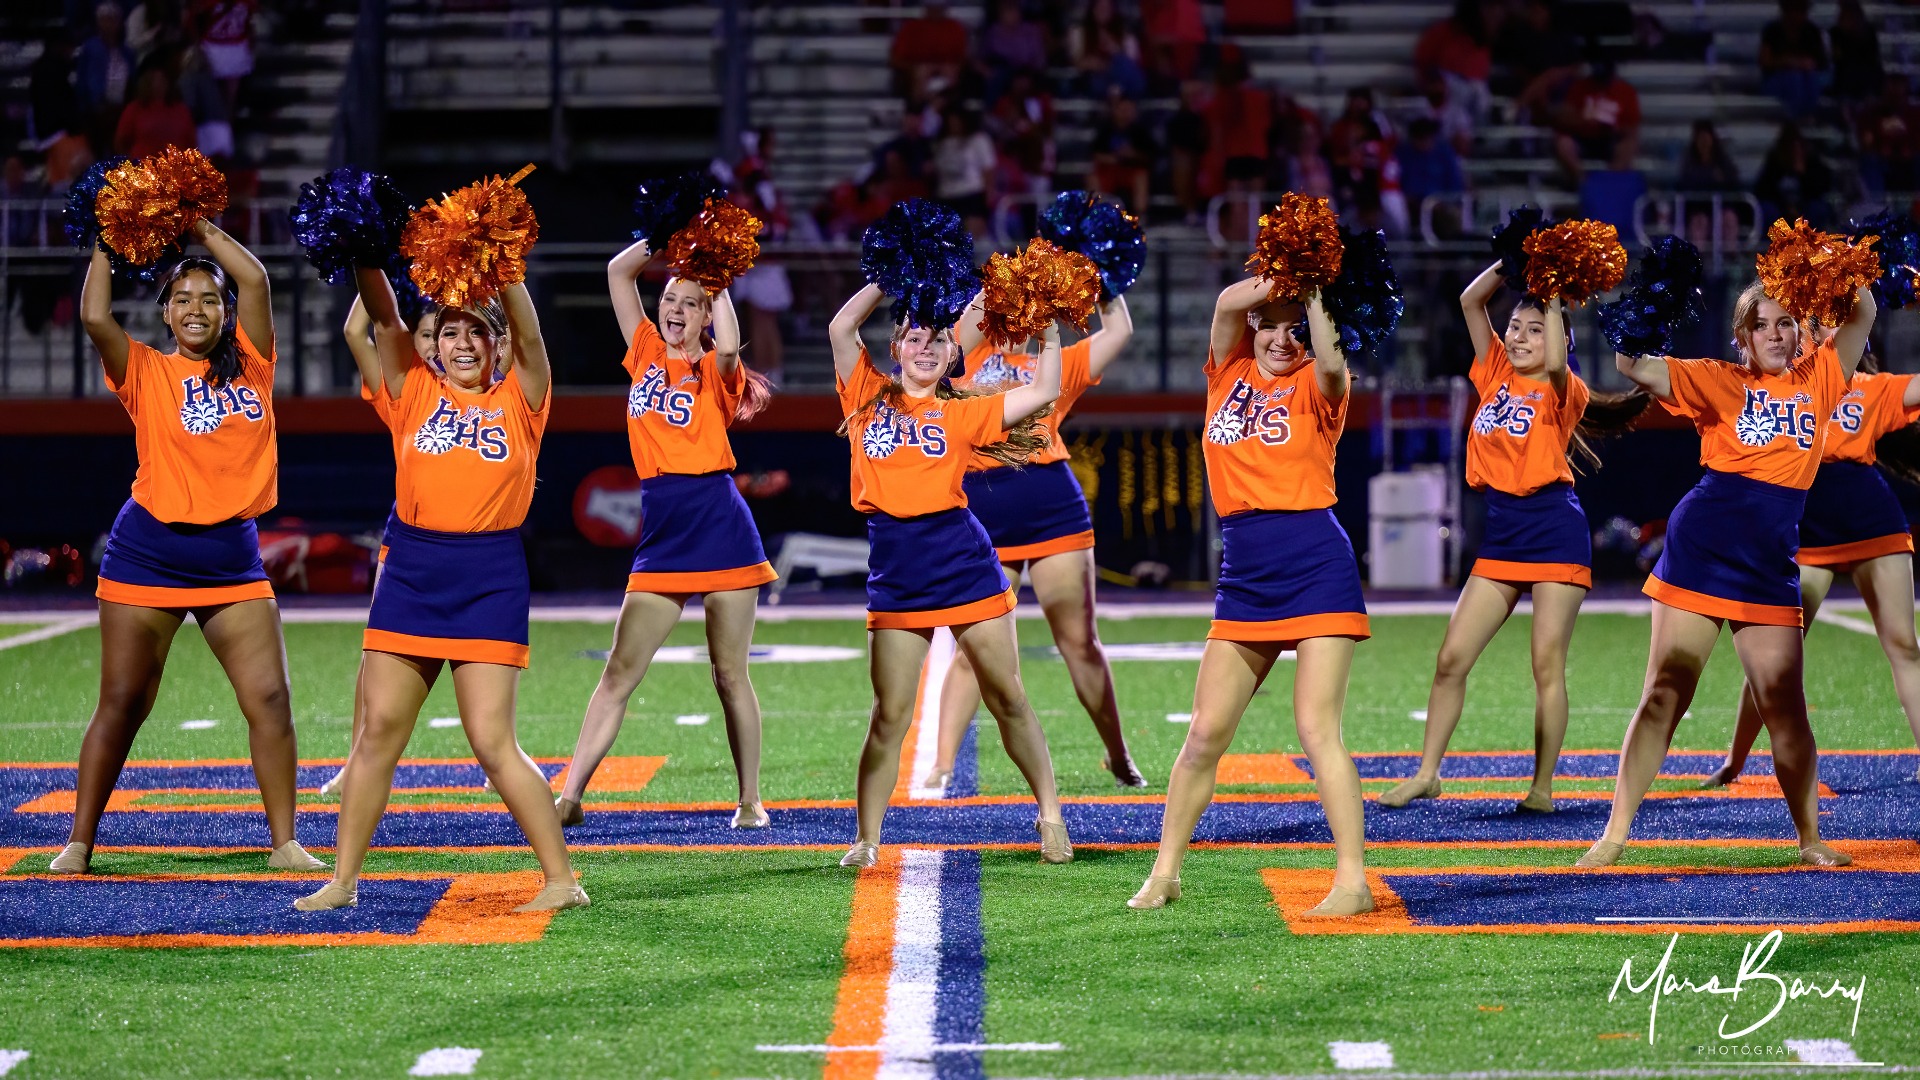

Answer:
[1521,219,1626,303]
[664,197,761,292]
[401,164,540,308]
[1755,218,1882,325]
[979,239,1102,347]
[95,148,229,267]
[1244,193,1343,302]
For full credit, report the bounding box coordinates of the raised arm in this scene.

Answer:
[500,281,551,409]
[354,265,418,397]
[1086,294,1133,378]
[710,286,741,375]
[606,239,654,348]
[1833,286,1877,380]
[1001,321,1062,427]
[1543,299,1570,397]
[955,289,988,355]
[342,294,382,393]
[1614,351,1672,401]
[81,246,131,383]
[189,218,272,358]
[1459,261,1502,360]
[829,283,887,383]
[1210,277,1271,360]
[1304,290,1349,402]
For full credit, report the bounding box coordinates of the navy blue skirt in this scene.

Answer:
[1797,461,1913,567]
[627,471,776,593]
[1472,483,1593,588]
[96,498,273,608]
[865,507,1014,629]
[962,459,1095,562]
[1646,470,1805,626]
[364,518,532,666]
[1211,508,1370,643]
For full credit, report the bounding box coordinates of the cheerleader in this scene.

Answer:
[53,224,325,875]
[1706,333,1920,786]
[555,239,775,829]
[295,267,585,911]
[1585,279,1876,869]
[925,289,1145,789]
[828,283,1072,867]
[1131,279,1372,914]
[1380,263,1589,813]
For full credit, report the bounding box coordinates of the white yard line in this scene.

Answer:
[0,617,91,651]
[0,1051,28,1078]
[877,848,944,1080]
[1330,1041,1396,1070]
[907,629,956,799]
[1814,610,1879,636]
[408,1048,482,1076]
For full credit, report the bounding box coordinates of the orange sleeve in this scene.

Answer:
[1061,340,1094,398]
[1469,338,1509,394]
[622,319,662,379]
[955,393,1008,448]
[837,346,889,417]
[108,333,155,403]
[1559,372,1591,429]
[511,363,551,431]
[1872,374,1920,439]
[1660,357,1728,420]
[708,351,746,422]
[233,320,276,379]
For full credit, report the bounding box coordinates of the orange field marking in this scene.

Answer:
[821,847,900,1080]
[1218,754,1316,785]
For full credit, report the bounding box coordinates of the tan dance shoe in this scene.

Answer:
[318,768,344,797]
[1799,842,1852,867]
[1516,790,1554,813]
[840,840,880,868]
[554,797,584,827]
[294,881,357,910]
[921,769,952,790]
[1575,839,1625,868]
[1102,754,1149,788]
[1037,818,1073,864]
[1127,875,1181,909]
[731,803,770,829]
[267,841,328,871]
[1378,776,1442,807]
[513,880,589,912]
[48,842,91,874]
[1304,884,1375,917]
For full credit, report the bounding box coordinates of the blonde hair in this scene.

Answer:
[835,322,1052,468]
[1729,279,1802,366]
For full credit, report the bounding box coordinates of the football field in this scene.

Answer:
[0,603,1916,1079]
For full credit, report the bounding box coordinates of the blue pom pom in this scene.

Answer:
[391,270,429,327]
[860,198,979,329]
[1597,236,1705,356]
[1293,226,1402,361]
[288,168,415,285]
[1848,208,1920,310]
[1490,205,1548,300]
[632,170,724,250]
[1037,190,1145,300]
[64,156,161,281]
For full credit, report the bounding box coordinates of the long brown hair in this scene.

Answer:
[835,322,1053,468]
[154,257,240,386]
[1569,389,1653,473]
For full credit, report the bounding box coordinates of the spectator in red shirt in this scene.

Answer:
[1142,0,1205,83]
[988,69,1056,198]
[1201,48,1271,199]
[1328,86,1396,218]
[1413,0,1495,123]
[188,0,256,117]
[114,64,196,159]
[1553,59,1641,184]
[890,1,968,103]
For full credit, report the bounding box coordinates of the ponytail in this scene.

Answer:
[1568,388,1653,474]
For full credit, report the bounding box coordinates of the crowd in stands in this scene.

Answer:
[808,0,1909,248]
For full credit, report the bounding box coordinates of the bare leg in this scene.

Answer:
[852,628,933,844]
[1729,621,1833,857]
[452,662,576,884]
[198,599,299,848]
[1713,565,1828,785]
[1291,636,1366,892]
[327,651,435,887]
[1385,576,1519,804]
[932,635,982,780]
[67,602,184,850]
[1028,549,1139,783]
[1523,582,1586,803]
[1852,554,1920,764]
[1590,602,1722,854]
[701,587,765,808]
[559,591,687,803]
[954,611,1063,825]
[1148,639,1276,880]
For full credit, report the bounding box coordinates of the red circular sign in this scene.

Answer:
[572,465,644,547]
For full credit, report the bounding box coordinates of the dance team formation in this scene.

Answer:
[45,147,1920,919]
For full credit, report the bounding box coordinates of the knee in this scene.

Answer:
[600,650,645,691]
[359,707,417,750]
[1882,630,1920,667]
[243,683,293,726]
[1294,715,1347,757]
[1530,649,1567,688]
[1433,645,1474,684]
[977,678,1030,722]
[94,678,151,722]
[708,661,750,701]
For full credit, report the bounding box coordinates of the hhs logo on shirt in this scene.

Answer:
[629,364,695,427]
[1205,380,1292,445]
[177,375,264,435]
[970,351,1027,389]
[860,400,947,458]
[1471,384,1537,438]
[1832,390,1867,433]
[1735,386,1818,450]
[412,398,511,460]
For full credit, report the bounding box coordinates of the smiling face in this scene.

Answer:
[1503,303,1549,374]
[161,268,228,358]
[893,324,959,392]
[1248,300,1307,376]
[1739,297,1802,375]
[437,309,498,391]
[411,309,438,364]
[658,280,711,353]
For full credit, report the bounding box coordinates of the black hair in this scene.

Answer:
[153,256,240,386]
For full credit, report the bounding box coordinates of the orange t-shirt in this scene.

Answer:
[837,348,1008,517]
[108,326,277,524]
[955,339,1097,469]
[1823,370,1919,465]
[1464,339,1590,495]
[1660,345,1847,490]
[1200,342,1346,517]
[621,318,745,480]
[387,361,550,532]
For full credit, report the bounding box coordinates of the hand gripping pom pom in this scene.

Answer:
[289,168,416,285]
[1244,193,1342,302]
[1597,236,1706,357]
[401,164,540,309]
[95,148,228,271]
[1308,225,1404,361]
[632,170,724,251]
[1490,205,1548,299]
[1037,190,1145,300]
[860,198,979,329]
[1755,218,1881,325]
[980,238,1102,347]
[1848,209,1920,310]
[1521,219,1627,304]
[663,197,761,293]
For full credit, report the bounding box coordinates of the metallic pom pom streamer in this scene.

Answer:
[1491,205,1548,299]
[980,239,1101,346]
[1522,220,1627,303]
[664,197,761,293]
[64,156,160,279]
[1597,236,1706,357]
[860,198,979,329]
[142,147,228,230]
[288,167,416,285]
[95,149,229,271]
[401,164,540,309]
[1755,218,1881,326]
[1302,225,1404,361]
[632,170,725,251]
[1037,190,1146,300]
[1245,193,1343,301]
[1847,209,1920,310]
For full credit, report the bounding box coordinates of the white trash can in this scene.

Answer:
[1368,470,1446,588]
